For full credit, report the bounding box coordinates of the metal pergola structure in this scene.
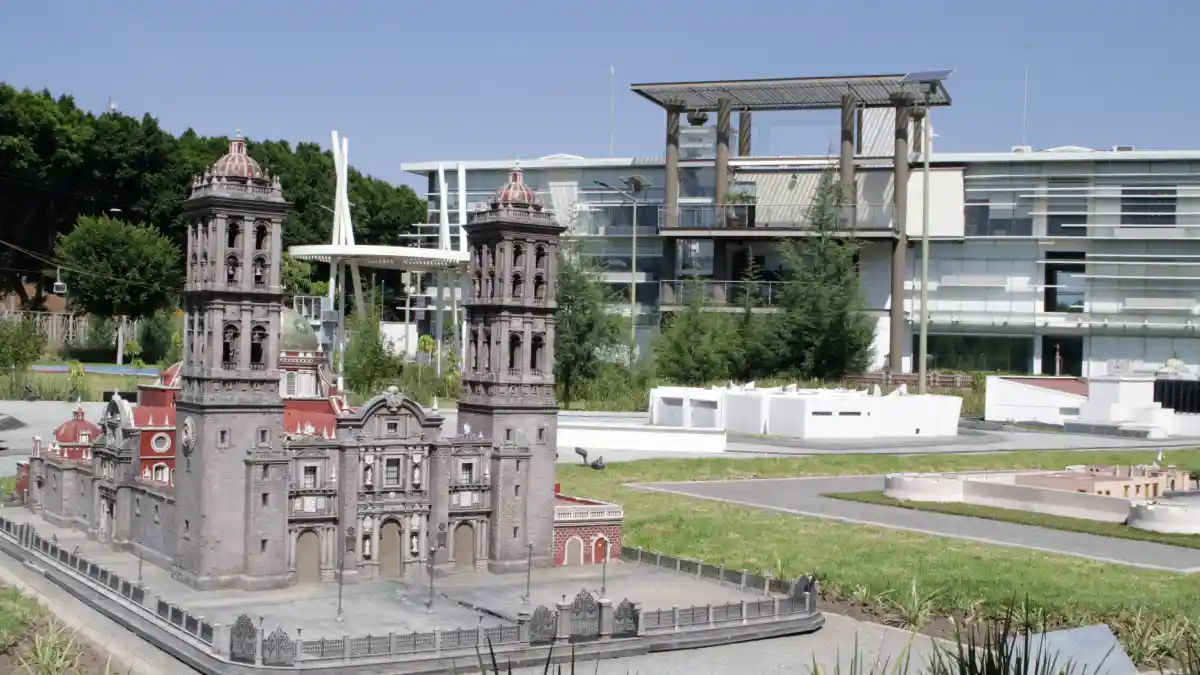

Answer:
[629,72,953,112]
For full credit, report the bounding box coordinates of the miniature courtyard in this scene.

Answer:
[0,505,766,642]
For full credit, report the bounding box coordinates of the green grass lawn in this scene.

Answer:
[0,371,156,402]
[823,489,1200,550]
[557,448,1200,630]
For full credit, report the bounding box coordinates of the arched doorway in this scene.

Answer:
[380,519,403,578]
[295,530,321,583]
[591,537,609,564]
[453,522,475,569]
[564,537,584,566]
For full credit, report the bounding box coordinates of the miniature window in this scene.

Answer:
[258,428,269,446]
[252,256,267,288]
[135,497,140,516]
[221,326,239,367]
[79,432,90,444]
[530,335,545,372]
[151,433,170,453]
[225,254,240,285]
[512,526,519,539]
[285,372,297,396]
[386,421,399,435]
[511,272,524,299]
[516,460,522,472]
[153,504,160,523]
[384,458,400,486]
[152,464,168,482]
[227,221,241,249]
[514,484,520,497]
[254,222,269,250]
[460,461,475,484]
[183,519,190,539]
[512,243,525,268]
[537,427,546,444]
[261,465,269,480]
[260,539,268,553]
[250,325,268,365]
[507,334,522,370]
[303,465,318,489]
[261,492,269,507]
[218,429,230,447]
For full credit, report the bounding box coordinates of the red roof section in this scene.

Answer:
[283,398,338,438]
[53,405,101,444]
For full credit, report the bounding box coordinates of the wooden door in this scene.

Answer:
[380,520,403,578]
[295,530,321,583]
[453,522,475,569]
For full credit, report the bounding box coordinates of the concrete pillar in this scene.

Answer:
[599,598,614,638]
[715,98,732,211]
[840,95,856,228]
[890,94,913,373]
[555,596,572,642]
[664,108,681,229]
[737,111,752,156]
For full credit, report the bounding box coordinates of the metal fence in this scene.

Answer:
[0,514,215,646]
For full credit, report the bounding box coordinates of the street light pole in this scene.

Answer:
[594,176,651,362]
[522,542,533,605]
[918,102,933,395]
[337,526,354,622]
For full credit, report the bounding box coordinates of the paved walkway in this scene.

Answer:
[635,475,1200,573]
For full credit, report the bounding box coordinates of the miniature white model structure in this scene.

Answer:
[649,382,962,440]
[985,373,1200,438]
[884,461,1200,534]
[289,136,470,380]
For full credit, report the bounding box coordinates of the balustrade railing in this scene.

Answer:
[661,203,895,232]
[659,280,793,308]
[553,503,624,522]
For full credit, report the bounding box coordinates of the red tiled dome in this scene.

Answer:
[210,132,265,180]
[489,167,542,211]
[54,405,101,445]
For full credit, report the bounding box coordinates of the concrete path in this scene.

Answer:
[635,475,1200,573]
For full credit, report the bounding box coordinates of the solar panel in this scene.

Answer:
[900,69,954,83]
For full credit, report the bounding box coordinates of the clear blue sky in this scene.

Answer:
[2,0,1196,187]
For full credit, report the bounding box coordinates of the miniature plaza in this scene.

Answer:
[0,505,761,640]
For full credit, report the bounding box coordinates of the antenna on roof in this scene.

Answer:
[1021,65,1029,147]
[609,64,616,157]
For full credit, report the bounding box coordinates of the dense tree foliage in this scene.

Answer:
[54,215,182,319]
[654,169,873,383]
[0,82,425,311]
[554,249,624,408]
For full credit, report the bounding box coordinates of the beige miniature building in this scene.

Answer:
[1015,465,1189,500]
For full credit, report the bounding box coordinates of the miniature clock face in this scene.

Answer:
[181,417,196,455]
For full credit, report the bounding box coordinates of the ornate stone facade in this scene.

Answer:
[22,143,588,591]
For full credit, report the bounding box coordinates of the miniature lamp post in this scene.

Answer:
[337,525,355,622]
[522,542,533,605]
[600,539,609,597]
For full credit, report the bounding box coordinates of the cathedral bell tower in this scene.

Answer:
[172,133,294,590]
[460,167,565,572]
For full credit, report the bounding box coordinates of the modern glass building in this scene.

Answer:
[403,74,1200,378]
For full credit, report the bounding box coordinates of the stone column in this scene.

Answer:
[840,95,857,228]
[737,111,752,156]
[664,107,681,229]
[599,598,614,638]
[890,93,913,373]
[715,98,732,210]
[555,596,572,643]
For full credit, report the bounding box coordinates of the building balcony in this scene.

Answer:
[289,497,336,520]
[660,203,895,236]
[553,502,624,523]
[289,479,338,494]
[659,280,794,309]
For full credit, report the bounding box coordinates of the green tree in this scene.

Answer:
[653,288,739,386]
[54,214,182,319]
[281,252,328,296]
[343,306,396,396]
[0,315,46,370]
[774,170,874,379]
[554,250,622,409]
[729,252,786,381]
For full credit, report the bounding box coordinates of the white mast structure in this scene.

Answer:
[289,134,470,390]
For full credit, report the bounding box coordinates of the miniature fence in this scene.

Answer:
[621,546,818,598]
[0,514,216,648]
[0,516,820,667]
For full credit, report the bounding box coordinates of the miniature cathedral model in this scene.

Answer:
[21,143,569,590]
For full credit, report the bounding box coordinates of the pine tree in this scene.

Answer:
[653,282,738,386]
[775,169,875,380]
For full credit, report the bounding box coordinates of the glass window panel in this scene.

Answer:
[922,335,1034,373]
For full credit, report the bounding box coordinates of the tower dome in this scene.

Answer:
[489,167,543,211]
[210,131,266,181]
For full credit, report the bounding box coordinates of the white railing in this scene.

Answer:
[554,503,624,522]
